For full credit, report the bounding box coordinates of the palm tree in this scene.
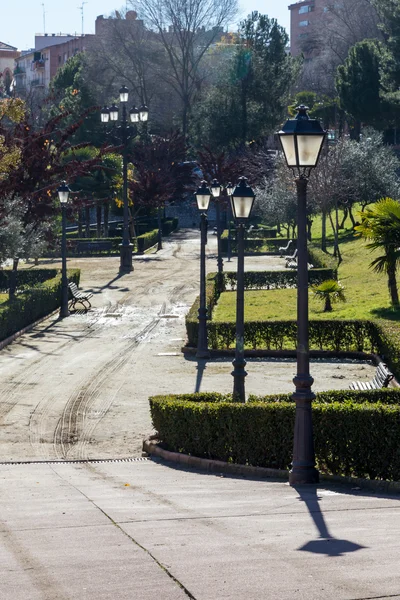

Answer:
[355,197,400,308]
[313,279,346,312]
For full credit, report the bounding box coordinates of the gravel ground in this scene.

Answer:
[0,229,377,462]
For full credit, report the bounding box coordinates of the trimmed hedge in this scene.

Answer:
[149,391,400,480]
[67,237,122,253]
[0,269,80,342]
[162,218,179,236]
[220,234,294,254]
[0,269,59,292]
[223,269,337,291]
[137,229,159,253]
[207,319,378,352]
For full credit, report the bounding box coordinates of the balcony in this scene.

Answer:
[32,59,45,70]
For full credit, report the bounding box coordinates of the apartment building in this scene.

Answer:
[14,34,94,96]
[0,42,20,96]
[289,0,329,57]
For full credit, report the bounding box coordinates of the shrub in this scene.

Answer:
[162,218,179,236]
[220,235,294,254]
[0,269,59,292]
[149,391,400,480]
[207,319,377,351]
[0,269,80,341]
[223,269,337,291]
[137,229,159,253]
[66,238,122,253]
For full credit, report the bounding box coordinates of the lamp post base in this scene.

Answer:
[289,467,319,485]
[59,307,70,319]
[119,244,134,273]
[231,357,247,403]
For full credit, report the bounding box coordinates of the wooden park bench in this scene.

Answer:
[279,239,292,257]
[68,282,93,311]
[76,241,113,254]
[349,362,395,391]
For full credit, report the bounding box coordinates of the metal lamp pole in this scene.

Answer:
[58,181,71,319]
[210,179,223,279]
[195,181,212,359]
[278,105,326,485]
[226,182,234,263]
[100,89,149,274]
[230,177,256,402]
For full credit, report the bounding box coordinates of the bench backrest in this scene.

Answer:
[68,282,79,294]
[374,363,394,387]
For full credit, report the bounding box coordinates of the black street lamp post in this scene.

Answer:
[195,181,212,359]
[58,181,71,319]
[226,182,234,263]
[230,177,256,402]
[210,179,223,278]
[101,87,149,274]
[278,105,326,485]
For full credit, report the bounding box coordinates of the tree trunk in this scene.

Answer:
[85,206,90,238]
[348,205,357,227]
[104,201,109,238]
[388,260,399,307]
[157,206,163,251]
[328,208,342,265]
[241,80,247,144]
[339,207,348,229]
[307,217,313,242]
[321,209,327,252]
[96,204,102,238]
[324,295,333,312]
[78,210,83,237]
[9,257,19,300]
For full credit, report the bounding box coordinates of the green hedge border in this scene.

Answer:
[149,390,400,481]
[0,269,80,342]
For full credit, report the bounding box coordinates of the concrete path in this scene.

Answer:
[1,229,396,600]
[0,229,376,462]
[1,458,400,600]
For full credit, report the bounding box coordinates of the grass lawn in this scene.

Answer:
[214,211,400,322]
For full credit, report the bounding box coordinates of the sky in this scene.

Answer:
[2,0,290,51]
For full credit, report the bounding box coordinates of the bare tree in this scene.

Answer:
[298,0,381,96]
[86,11,178,133]
[129,0,238,136]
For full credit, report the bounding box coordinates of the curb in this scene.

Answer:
[143,439,400,494]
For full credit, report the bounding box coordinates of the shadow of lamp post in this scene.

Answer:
[278,105,326,485]
[195,181,212,359]
[230,177,256,402]
[58,181,71,319]
[100,86,149,274]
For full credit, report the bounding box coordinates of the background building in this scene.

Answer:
[289,0,329,58]
[14,34,94,96]
[0,42,20,96]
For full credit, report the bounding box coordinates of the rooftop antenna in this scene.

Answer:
[78,1,88,36]
[41,3,46,34]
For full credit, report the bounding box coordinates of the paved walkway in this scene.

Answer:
[1,229,397,599]
[1,458,400,600]
[0,229,376,462]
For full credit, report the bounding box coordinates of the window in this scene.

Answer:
[299,20,310,26]
[298,33,309,38]
[299,5,313,13]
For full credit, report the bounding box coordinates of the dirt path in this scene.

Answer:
[0,230,376,462]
